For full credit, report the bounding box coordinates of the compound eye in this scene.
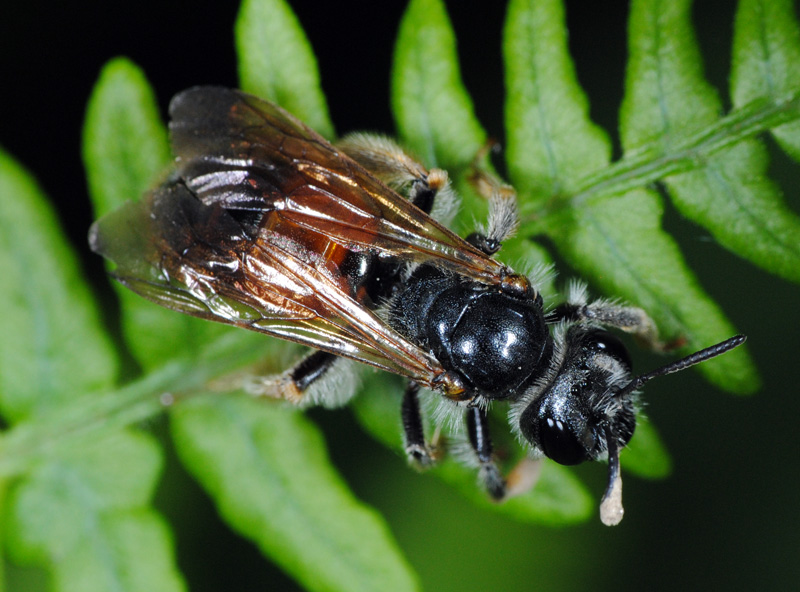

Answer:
[585,330,632,371]
[537,416,591,466]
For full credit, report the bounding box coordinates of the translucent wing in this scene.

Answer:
[89,87,508,390]
[91,182,449,387]
[168,87,507,285]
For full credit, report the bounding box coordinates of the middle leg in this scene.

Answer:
[467,406,506,500]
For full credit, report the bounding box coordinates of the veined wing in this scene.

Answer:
[89,182,451,390]
[168,86,509,287]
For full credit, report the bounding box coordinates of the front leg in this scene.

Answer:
[466,159,520,255]
[547,283,669,350]
[336,133,456,222]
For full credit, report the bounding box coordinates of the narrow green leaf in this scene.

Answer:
[622,0,800,285]
[731,0,800,161]
[171,394,419,592]
[83,58,231,370]
[6,430,184,592]
[235,0,334,137]
[352,373,593,525]
[619,0,718,150]
[48,511,184,592]
[392,0,486,170]
[82,58,170,218]
[666,141,800,284]
[115,303,234,372]
[0,149,117,422]
[504,0,611,205]
[550,188,759,393]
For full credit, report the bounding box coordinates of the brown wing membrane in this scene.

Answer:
[168,87,508,285]
[90,182,449,387]
[90,87,518,392]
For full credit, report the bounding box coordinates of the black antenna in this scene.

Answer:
[599,334,746,526]
[613,335,746,402]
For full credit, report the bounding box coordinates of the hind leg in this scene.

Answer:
[235,350,360,408]
[339,133,521,259]
[337,133,459,225]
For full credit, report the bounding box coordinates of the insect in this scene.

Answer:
[89,86,745,524]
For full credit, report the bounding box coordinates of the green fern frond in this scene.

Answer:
[0,0,797,590]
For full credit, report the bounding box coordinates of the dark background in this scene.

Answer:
[2,1,799,590]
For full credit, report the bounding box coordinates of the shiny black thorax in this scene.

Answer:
[389,265,552,399]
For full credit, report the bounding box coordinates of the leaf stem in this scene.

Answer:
[0,332,272,478]
[520,92,800,228]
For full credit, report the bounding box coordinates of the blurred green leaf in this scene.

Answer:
[171,394,419,592]
[236,0,334,137]
[392,0,486,170]
[621,415,671,479]
[0,331,276,481]
[6,431,184,592]
[0,149,117,422]
[437,460,593,526]
[0,147,183,591]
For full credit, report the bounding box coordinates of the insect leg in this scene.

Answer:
[467,407,506,500]
[463,158,521,255]
[239,350,360,407]
[464,189,520,256]
[336,133,457,222]
[401,382,437,467]
[289,350,339,394]
[546,283,667,350]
